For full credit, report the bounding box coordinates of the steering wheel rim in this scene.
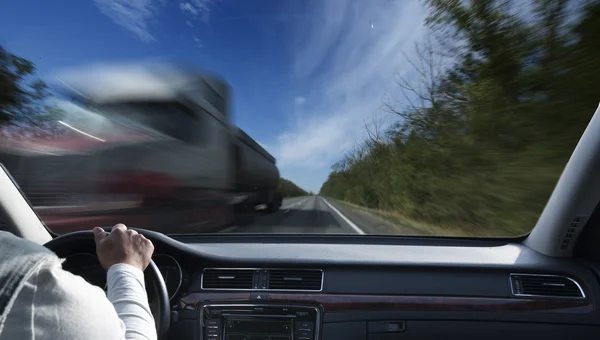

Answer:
[44,229,170,340]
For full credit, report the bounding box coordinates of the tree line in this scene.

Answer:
[278,178,310,197]
[319,0,600,236]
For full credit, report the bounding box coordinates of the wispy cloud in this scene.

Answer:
[179,0,213,23]
[273,0,427,189]
[294,96,306,105]
[194,36,203,48]
[93,0,162,43]
[180,2,198,15]
[186,20,194,27]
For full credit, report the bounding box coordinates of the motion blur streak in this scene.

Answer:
[0,63,283,234]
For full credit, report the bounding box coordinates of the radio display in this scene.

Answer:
[226,318,292,336]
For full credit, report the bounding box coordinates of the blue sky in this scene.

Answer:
[0,0,426,192]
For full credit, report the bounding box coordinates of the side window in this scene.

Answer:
[161,103,197,144]
[97,102,200,145]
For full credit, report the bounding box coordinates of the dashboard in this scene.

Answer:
[60,233,600,340]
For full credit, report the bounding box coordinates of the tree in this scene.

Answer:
[278,178,309,197]
[0,45,63,137]
[320,0,600,236]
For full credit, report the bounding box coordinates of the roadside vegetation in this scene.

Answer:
[320,0,600,236]
[278,178,309,197]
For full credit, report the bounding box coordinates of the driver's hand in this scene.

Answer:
[93,224,154,272]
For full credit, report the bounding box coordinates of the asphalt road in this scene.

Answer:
[222,195,420,235]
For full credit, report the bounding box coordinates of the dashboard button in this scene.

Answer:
[206,319,220,326]
[296,321,313,330]
[297,330,312,337]
[250,291,269,301]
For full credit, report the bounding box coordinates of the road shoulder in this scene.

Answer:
[321,197,424,236]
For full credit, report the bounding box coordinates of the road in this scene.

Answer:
[39,195,421,236]
[222,196,420,235]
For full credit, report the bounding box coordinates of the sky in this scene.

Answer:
[0,0,426,192]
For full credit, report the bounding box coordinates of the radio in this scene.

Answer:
[200,304,321,340]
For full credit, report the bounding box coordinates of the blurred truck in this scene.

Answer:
[0,63,282,233]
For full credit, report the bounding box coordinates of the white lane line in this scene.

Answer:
[280,198,298,210]
[282,197,307,210]
[320,197,365,235]
[281,196,311,214]
[227,196,309,227]
[294,198,307,207]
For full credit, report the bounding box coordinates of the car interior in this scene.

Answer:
[2,105,600,340]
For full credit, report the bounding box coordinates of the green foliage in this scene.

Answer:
[320,0,600,236]
[278,178,309,197]
[0,45,64,136]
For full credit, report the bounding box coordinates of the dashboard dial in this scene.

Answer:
[152,254,183,300]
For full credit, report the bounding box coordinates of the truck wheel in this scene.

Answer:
[266,193,283,213]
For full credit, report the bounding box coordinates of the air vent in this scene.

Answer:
[202,269,254,289]
[268,269,323,291]
[510,274,584,298]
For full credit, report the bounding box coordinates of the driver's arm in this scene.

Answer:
[20,255,156,340]
[95,224,158,340]
[6,224,158,340]
[107,263,157,340]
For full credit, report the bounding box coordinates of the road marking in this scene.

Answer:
[320,197,366,235]
[294,198,307,207]
[282,197,307,210]
[226,196,309,229]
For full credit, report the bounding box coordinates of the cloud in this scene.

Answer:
[186,20,194,27]
[194,36,202,48]
[294,96,306,105]
[180,2,198,15]
[179,0,212,22]
[93,0,162,43]
[273,0,427,184]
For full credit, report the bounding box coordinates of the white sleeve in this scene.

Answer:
[106,263,157,340]
[13,260,157,340]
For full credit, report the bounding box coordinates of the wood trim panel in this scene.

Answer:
[177,292,593,314]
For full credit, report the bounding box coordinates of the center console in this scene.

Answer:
[200,304,321,340]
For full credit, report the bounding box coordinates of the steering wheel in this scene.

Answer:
[44,229,170,340]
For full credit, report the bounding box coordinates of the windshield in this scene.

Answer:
[1,0,598,237]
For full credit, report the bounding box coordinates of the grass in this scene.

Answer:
[328,198,525,238]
